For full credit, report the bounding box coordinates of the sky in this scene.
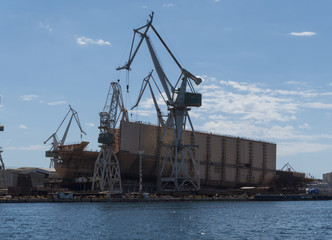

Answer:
[1,0,332,178]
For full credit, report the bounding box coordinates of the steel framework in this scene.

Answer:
[117,12,202,191]
[0,147,6,188]
[44,105,86,168]
[0,99,6,188]
[92,82,128,193]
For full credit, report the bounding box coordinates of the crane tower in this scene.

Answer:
[0,96,6,187]
[0,123,6,188]
[117,12,202,191]
[92,82,128,193]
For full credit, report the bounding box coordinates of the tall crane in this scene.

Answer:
[92,82,128,192]
[117,12,202,191]
[131,70,166,127]
[0,100,6,187]
[44,105,86,168]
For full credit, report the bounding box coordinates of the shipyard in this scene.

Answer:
[1,12,332,203]
[3,2,332,240]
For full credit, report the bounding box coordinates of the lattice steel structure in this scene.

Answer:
[0,122,6,188]
[92,82,128,193]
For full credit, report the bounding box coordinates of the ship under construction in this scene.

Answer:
[52,121,276,192]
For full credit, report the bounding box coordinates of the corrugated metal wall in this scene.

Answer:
[119,121,276,188]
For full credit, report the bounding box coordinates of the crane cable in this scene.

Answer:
[125,70,132,120]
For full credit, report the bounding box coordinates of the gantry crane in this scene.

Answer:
[92,82,128,192]
[44,105,86,168]
[117,12,202,191]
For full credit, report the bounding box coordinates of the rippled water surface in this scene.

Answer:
[1,200,332,239]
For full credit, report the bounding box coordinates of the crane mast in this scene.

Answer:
[92,82,127,193]
[117,12,202,191]
[0,110,6,188]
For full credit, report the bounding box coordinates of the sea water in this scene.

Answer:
[0,201,332,239]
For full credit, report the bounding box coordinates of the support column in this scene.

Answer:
[0,148,6,188]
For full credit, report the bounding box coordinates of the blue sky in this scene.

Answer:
[1,0,332,178]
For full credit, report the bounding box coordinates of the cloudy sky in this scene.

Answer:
[1,0,332,178]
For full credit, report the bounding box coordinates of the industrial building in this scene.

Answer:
[323,172,332,186]
[0,168,61,196]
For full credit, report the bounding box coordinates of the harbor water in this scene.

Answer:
[1,200,332,239]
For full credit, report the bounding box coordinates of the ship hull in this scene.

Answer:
[54,122,277,189]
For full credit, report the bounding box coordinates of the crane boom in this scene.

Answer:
[145,36,173,103]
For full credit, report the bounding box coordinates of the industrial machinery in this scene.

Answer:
[0,123,6,187]
[117,12,202,191]
[44,105,86,168]
[0,96,6,187]
[131,70,165,127]
[92,82,128,192]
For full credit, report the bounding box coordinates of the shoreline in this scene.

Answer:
[1,194,332,203]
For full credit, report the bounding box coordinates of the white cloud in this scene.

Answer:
[6,145,47,151]
[142,5,148,8]
[39,22,53,32]
[219,80,316,97]
[85,123,95,127]
[76,36,111,46]
[289,31,316,37]
[305,102,332,109]
[299,123,311,129]
[19,124,27,129]
[198,82,298,123]
[21,95,38,101]
[285,81,301,85]
[163,3,174,7]
[48,101,67,106]
[278,142,332,156]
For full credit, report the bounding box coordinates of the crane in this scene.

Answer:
[92,82,128,192]
[131,70,166,127]
[44,105,86,168]
[0,103,6,187]
[117,12,202,191]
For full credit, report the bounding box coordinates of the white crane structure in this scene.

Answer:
[44,105,86,168]
[117,12,202,191]
[92,82,128,193]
